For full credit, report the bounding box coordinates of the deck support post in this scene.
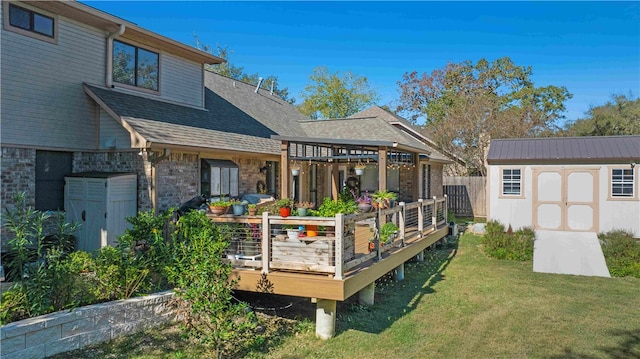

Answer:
[315,299,336,340]
[393,263,405,281]
[358,282,375,306]
[415,250,425,262]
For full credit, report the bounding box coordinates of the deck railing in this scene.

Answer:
[207,196,448,280]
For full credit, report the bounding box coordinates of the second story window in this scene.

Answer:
[6,3,56,41]
[113,40,159,91]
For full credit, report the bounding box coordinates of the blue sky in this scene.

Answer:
[85,1,639,126]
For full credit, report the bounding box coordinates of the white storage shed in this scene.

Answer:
[486,136,640,237]
[64,172,138,252]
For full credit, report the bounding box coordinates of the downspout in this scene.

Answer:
[106,24,126,88]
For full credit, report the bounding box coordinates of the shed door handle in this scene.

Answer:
[82,210,86,222]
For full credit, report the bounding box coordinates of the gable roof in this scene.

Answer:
[204,71,308,137]
[84,84,281,155]
[349,106,454,163]
[487,136,640,165]
[288,117,431,154]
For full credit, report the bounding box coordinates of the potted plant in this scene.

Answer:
[208,200,231,215]
[247,203,257,216]
[276,198,294,217]
[290,163,301,176]
[284,225,300,241]
[372,190,397,209]
[296,201,315,216]
[380,222,399,244]
[355,192,372,213]
[231,199,248,216]
[354,162,367,176]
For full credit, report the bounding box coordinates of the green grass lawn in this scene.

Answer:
[53,233,640,359]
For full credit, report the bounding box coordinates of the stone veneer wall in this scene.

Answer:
[0,291,176,359]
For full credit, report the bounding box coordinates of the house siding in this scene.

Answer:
[160,53,203,107]
[99,110,132,150]
[1,11,105,149]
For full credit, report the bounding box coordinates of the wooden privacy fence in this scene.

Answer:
[443,176,486,218]
[207,197,448,279]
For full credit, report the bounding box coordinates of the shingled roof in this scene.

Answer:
[290,116,431,154]
[349,106,453,163]
[487,136,640,164]
[84,72,313,155]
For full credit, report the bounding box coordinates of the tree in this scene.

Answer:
[195,36,295,104]
[396,57,572,176]
[298,66,379,119]
[563,94,640,136]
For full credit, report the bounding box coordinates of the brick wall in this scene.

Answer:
[398,167,415,202]
[154,152,199,211]
[233,157,269,196]
[73,151,152,211]
[0,291,176,359]
[1,147,36,212]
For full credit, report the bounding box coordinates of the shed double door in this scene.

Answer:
[532,167,599,232]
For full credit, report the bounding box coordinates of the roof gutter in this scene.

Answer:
[106,24,126,88]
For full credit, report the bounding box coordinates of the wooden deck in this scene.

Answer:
[211,197,449,302]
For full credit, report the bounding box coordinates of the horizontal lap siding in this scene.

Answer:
[1,14,105,149]
[161,54,203,107]
[99,110,132,149]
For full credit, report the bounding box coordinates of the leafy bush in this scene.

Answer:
[482,221,534,261]
[311,197,358,217]
[599,230,640,278]
[167,210,256,358]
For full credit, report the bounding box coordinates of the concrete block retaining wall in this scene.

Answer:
[0,291,176,359]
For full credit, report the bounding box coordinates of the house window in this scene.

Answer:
[113,40,159,91]
[5,3,56,42]
[502,169,521,196]
[611,169,634,197]
[200,159,238,198]
[36,151,72,211]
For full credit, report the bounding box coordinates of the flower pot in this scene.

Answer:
[279,207,291,217]
[248,208,257,216]
[306,224,318,237]
[358,202,372,213]
[291,169,300,176]
[368,242,376,252]
[209,205,228,215]
[286,229,300,241]
[297,207,308,216]
[355,168,364,176]
[232,204,245,215]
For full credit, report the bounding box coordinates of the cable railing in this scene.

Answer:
[208,196,448,279]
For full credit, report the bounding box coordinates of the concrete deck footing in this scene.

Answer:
[315,299,336,339]
[358,282,375,306]
[415,250,425,262]
[393,263,405,281]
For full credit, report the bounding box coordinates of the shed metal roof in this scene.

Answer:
[487,136,640,164]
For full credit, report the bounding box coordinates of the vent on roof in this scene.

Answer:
[255,77,263,93]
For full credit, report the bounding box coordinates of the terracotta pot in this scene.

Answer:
[279,207,291,217]
[209,206,228,215]
[306,224,318,237]
[248,208,257,216]
[368,242,375,252]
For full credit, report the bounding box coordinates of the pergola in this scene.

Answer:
[272,135,429,201]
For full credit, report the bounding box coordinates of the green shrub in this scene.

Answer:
[167,210,256,358]
[482,221,534,261]
[311,197,358,217]
[599,230,640,278]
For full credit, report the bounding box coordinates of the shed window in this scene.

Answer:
[113,40,159,91]
[502,169,521,196]
[611,169,634,197]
